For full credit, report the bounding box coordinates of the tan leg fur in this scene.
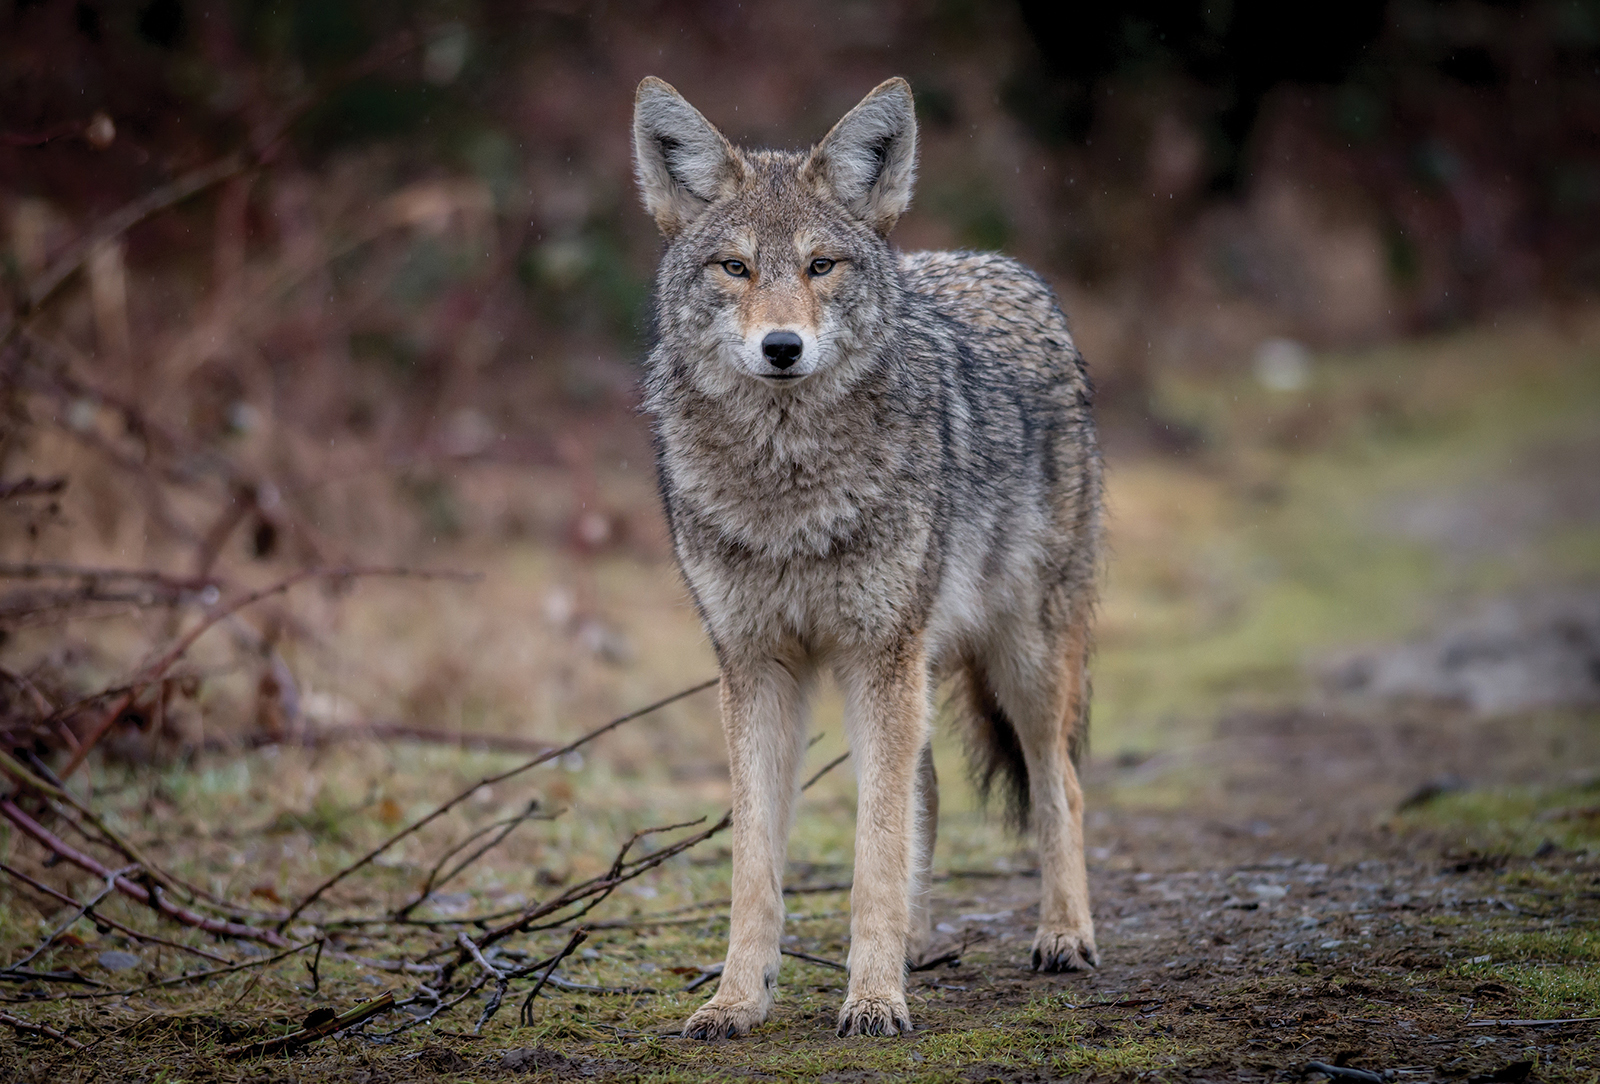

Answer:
[1021,625,1097,971]
[834,637,931,1037]
[682,659,812,1040]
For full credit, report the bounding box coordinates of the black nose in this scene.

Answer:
[761,330,803,370]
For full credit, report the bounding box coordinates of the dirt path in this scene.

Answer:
[4,705,1594,1083]
[486,703,1598,1083]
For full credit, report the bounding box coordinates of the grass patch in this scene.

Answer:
[1396,778,1600,856]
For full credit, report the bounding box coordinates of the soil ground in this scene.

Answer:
[5,697,1597,1082]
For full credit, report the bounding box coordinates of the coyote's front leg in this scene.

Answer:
[836,637,931,1037]
[683,660,809,1040]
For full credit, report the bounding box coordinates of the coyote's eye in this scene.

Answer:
[720,259,748,277]
[808,258,836,277]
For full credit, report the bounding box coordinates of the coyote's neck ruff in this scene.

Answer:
[634,76,1101,1040]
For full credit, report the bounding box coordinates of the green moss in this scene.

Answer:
[1396,779,1600,856]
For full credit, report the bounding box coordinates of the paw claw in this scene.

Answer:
[1031,928,1099,973]
[836,995,913,1038]
[683,1000,768,1040]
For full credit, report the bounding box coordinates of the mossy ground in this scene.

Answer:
[3,313,1598,1081]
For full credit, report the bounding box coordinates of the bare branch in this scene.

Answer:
[0,1010,86,1051]
[278,676,718,929]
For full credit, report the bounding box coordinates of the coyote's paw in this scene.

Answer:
[836,995,913,1037]
[1031,927,1099,972]
[682,999,768,1041]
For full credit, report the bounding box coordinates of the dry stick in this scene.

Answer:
[455,932,510,1035]
[4,864,134,973]
[279,676,719,930]
[303,939,325,994]
[0,861,231,965]
[472,749,854,950]
[393,802,549,921]
[220,990,397,1060]
[0,1010,86,1052]
[518,928,589,1027]
[4,746,270,925]
[0,937,322,1003]
[498,750,853,941]
[57,564,480,780]
[385,750,852,1033]
[1466,1017,1600,1027]
[0,748,199,907]
[369,977,491,1040]
[0,799,288,946]
[781,947,846,971]
[303,722,565,756]
[0,155,248,349]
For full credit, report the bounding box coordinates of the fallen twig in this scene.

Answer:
[909,949,962,972]
[1303,1063,1389,1083]
[519,928,588,1026]
[683,963,722,992]
[58,565,481,780]
[0,799,289,946]
[457,932,509,1035]
[0,861,231,965]
[0,938,322,1003]
[221,991,396,1059]
[1465,1017,1600,1027]
[781,947,846,971]
[0,1009,86,1051]
[3,865,134,974]
[394,801,549,920]
[280,676,718,929]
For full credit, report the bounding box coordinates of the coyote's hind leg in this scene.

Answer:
[906,742,939,967]
[988,626,1097,972]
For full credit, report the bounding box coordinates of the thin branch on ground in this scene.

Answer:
[518,928,588,1027]
[0,861,232,965]
[0,799,289,946]
[393,801,550,920]
[0,1009,87,1051]
[3,864,134,973]
[781,947,846,971]
[0,938,322,1003]
[220,991,397,1059]
[279,676,718,929]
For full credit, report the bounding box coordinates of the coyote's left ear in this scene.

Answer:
[803,78,918,235]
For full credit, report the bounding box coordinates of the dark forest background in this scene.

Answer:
[2,0,1598,753]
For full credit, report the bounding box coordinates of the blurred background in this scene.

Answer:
[1,0,1597,859]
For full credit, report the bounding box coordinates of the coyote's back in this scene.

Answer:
[633,75,1101,1041]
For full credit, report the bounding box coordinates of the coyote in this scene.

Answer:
[632,76,1101,1039]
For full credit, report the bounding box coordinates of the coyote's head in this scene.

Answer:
[633,77,916,395]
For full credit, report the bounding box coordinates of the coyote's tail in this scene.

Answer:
[959,663,1032,831]
[959,659,1090,834]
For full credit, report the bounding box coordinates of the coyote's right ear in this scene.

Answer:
[633,78,742,237]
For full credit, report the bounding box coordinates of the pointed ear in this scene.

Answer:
[632,77,743,237]
[802,78,918,235]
